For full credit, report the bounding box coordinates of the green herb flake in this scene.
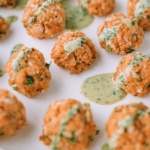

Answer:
[83,102,90,107]
[132,21,136,26]
[0,132,4,136]
[143,142,149,147]
[126,49,135,55]
[45,61,52,69]
[95,130,100,135]
[25,76,34,86]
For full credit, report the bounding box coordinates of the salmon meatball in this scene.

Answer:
[5,46,51,98]
[0,0,18,8]
[127,0,150,31]
[78,0,115,17]
[51,30,97,74]
[0,89,27,139]
[113,53,150,97]
[0,16,8,38]
[22,0,66,39]
[106,103,150,150]
[39,99,96,150]
[97,13,144,55]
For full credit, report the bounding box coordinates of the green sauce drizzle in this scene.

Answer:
[51,104,80,150]
[64,37,87,55]
[11,44,24,56]
[101,143,114,150]
[11,48,32,74]
[80,73,127,105]
[99,26,119,42]
[62,1,94,31]
[134,0,150,20]
[6,16,18,28]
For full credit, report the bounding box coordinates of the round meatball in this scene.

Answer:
[22,0,66,39]
[51,30,97,74]
[0,16,8,38]
[39,99,96,150]
[97,13,144,55]
[0,0,18,8]
[127,0,150,31]
[78,0,115,17]
[106,103,150,150]
[5,46,51,98]
[0,89,27,139]
[113,53,150,97]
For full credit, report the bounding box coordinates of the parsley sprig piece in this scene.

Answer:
[126,49,135,55]
[25,76,34,85]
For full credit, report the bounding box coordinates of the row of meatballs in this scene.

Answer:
[22,0,150,39]
[1,89,150,150]
[3,29,150,98]
[0,12,148,55]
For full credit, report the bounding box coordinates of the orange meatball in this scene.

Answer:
[78,0,115,17]
[40,99,96,150]
[97,13,144,55]
[0,16,8,38]
[0,0,18,8]
[5,46,51,98]
[51,30,97,74]
[113,53,150,97]
[106,103,150,150]
[22,0,66,39]
[127,0,150,31]
[0,89,27,139]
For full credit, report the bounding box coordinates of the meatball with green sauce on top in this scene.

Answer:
[97,13,144,55]
[40,99,97,150]
[0,0,18,8]
[22,0,66,39]
[51,30,97,74]
[128,0,150,31]
[78,0,115,17]
[0,16,8,38]
[5,45,51,98]
[105,102,150,150]
[113,53,150,97]
[0,89,27,139]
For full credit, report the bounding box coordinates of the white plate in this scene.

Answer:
[0,0,150,150]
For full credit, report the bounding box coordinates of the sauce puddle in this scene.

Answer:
[62,1,94,31]
[101,143,112,150]
[80,73,127,105]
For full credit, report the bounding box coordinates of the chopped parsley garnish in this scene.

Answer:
[0,132,4,136]
[45,61,52,69]
[126,49,135,55]
[132,21,136,26]
[25,76,34,85]
[143,142,149,147]
[0,70,4,77]
[95,130,100,135]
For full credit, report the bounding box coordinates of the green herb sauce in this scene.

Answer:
[11,44,24,56]
[14,0,28,10]
[121,18,132,27]
[99,26,119,42]
[101,143,114,150]
[51,104,80,149]
[134,0,150,20]
[6,16,18,28]
[64,37,87,54]
[12,48,32,74]
[0,70,4,77]
[118,115,135,129]
[80,73,127,105]
[62,2,94,31]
